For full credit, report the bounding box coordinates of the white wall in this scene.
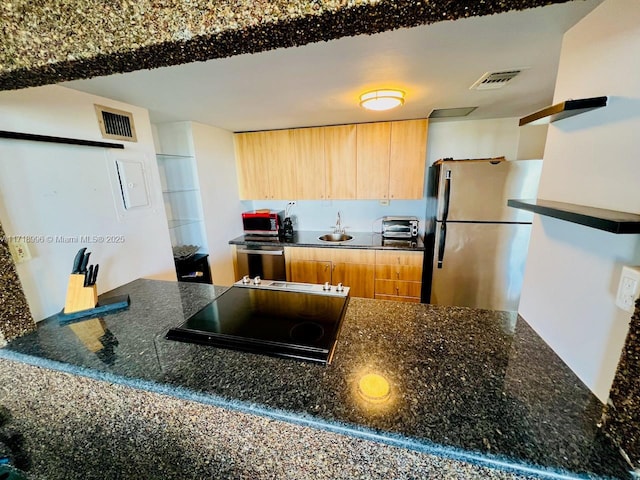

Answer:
[0,85,176,321]
[191,122,245,285]
[253,117,532,233]
[519,0,640,402]
[427,117,522,162]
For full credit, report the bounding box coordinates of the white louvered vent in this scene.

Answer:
[470,70,522,90]
[95,104,138,142]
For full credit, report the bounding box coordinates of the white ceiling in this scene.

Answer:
[62,0,602,132]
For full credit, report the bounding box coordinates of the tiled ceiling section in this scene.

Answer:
[0,0,573,91]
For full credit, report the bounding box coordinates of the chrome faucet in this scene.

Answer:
[334,211,344,234]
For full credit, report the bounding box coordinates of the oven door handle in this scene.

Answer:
[236,248,284,256]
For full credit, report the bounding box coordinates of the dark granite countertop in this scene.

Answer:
[0,279,631,479]
[229,231,425,251]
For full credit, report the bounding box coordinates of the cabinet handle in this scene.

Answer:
[395,286,400,295]
[396,271,400,279]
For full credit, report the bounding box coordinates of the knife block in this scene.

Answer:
[63,274,98,314]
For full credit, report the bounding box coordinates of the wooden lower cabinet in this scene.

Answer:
[285,247,374,298]
[289,260,332,285]
[374,250,423,303]
[284,247,424,301]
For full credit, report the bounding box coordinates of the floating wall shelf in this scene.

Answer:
[518,96,608,126]
[508,199,640,234]
[0,130,124,149]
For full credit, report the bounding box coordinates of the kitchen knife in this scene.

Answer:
[84,265,94,287]
[79,252,91,273]
[89,264,99,286]
[71,247,87,274]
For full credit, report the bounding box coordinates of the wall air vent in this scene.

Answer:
[470,70,522,90]
[95,104,137,142]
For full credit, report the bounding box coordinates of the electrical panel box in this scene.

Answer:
[115,159,150,209]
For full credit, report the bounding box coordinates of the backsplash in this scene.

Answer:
[0,221,35,341]
[248,199,426,234]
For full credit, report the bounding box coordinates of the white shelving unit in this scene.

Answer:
[156,153,207,253]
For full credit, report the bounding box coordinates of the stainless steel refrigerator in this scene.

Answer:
[422,158,543,311]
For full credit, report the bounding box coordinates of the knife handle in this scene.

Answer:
[71,247,87,273]
[79,252,91,273]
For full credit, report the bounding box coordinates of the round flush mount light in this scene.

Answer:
[359,89,405,111]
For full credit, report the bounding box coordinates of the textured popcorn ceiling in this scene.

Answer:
[0,0,572,91]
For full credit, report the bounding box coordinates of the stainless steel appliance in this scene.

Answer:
[236,245,286,281]
[382,216,419,239]
[423,158,543,311]
[242,210,284,237]
[166,279,350,364]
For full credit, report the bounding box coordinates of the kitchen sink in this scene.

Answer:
[318,233,353,242]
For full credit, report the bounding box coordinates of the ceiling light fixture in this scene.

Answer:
[359,89,405,111]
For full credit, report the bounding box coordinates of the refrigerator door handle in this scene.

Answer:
[437,222,447,269]
[442,170,451,222]
[436,170,451,269]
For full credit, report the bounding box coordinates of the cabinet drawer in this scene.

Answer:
[375,250,423,266]
[374,264,422,281]
[375,279,422,298]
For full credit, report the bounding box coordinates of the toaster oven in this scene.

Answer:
[381,216,419,239]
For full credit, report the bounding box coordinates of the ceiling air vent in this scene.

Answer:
[470,70,522,90]
[95,104,137,142]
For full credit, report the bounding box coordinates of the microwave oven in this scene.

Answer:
[381,216,419,239]
[242,210,284,236]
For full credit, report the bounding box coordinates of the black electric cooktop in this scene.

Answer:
[166,280,351,364]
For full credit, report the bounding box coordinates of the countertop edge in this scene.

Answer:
[228,231,426,252]
[0,348,598,480]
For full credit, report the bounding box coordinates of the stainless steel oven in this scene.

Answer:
[235,245,286,281]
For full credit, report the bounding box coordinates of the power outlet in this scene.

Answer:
[615,266,640,313]
[8,240,32,264]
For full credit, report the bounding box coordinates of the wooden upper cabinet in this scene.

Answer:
[293,127,325,200]
[264,129,297,200]
[233,130,297,200]
[389,119,428,199]
[234,119,428,200]
[234,131,272,200]
[325,125,357,200]
[356,122,391,199]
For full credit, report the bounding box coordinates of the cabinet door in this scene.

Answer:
[356,122,391,199]
[325,125,357,200]
[293,127,325,199]
[234,132,272,200]
[289,260,332,284]
[332,262,375,298]
[389,119,428,199]
[264,129,297,200]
